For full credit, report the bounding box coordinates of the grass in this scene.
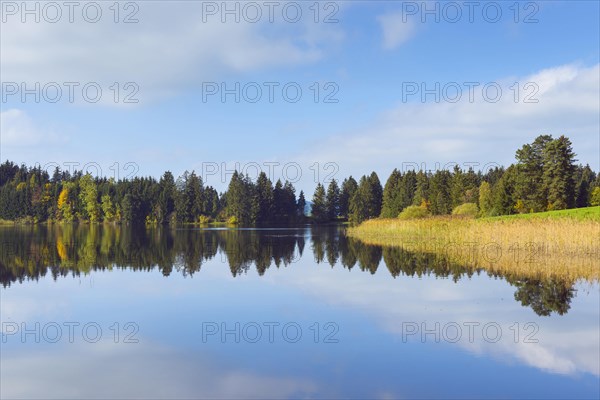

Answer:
[484,206,600,221]
[347,207,600,282]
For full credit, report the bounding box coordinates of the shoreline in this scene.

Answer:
[347,207,600,282]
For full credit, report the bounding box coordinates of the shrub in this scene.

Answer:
[198,215,211,225]
[591,187,600,206]
[452,203,479,218]
[398,205,431,220]
[226,216,239,225]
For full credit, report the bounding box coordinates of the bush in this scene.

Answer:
[452,203,479,218]
[198,215,211,225]
[226,216,238,225]
[591,187,600,206]
[398,205,431,220]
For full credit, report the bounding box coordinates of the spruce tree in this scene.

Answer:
[339,177,358,219]
[325,179,340,221]
[311,183,327,222]
[542,135,577,210]
[381,169,403,218]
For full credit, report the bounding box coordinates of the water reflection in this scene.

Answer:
[0,225,579,316]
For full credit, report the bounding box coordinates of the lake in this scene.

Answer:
[1,225,598,399]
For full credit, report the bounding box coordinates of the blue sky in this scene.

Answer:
[1,0,599,193]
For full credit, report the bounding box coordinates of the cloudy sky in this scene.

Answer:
[1,0,598,193]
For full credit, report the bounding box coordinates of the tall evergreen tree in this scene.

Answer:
[311,183,327,222]
[282,181,297,222]
[367,172,383,217]
[255,172,274,224]
[574,164,596,208]
[349,176,371,224]
[429,170,452,215]
[297,190,306,219]
[339,177,358,219]
[514,135,553,212]
[381,169,403,218]
[325,179,340,221]
[399,170,417,210]
[542,135,577,210]
[450,165,465,208]
[413,170,430,207]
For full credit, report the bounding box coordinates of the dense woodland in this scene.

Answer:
[1,135,599,225]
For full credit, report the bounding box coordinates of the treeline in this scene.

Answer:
[1,135,598,225]
[0,167,306,225]
[313,134,600,223]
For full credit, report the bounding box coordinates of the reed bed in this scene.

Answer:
[347,216,600,282]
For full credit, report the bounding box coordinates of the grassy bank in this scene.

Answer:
[347,207,600,282]
[484,206,600,221]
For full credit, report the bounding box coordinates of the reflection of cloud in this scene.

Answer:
[1,340,318,399]
[267,262,600,377]
[0,296,70,332]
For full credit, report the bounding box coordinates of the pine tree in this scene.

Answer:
[413,170,430,206]
[574,164,595,208]
[450,165,465,208]
[429,170,452,215]
[515,135,553,212]
[297,190,306,219]
[339,177,358,219]
[492,165,517,215]
[325,179,340,221]
[255,172,274,224]
[367,172,383,217]
[311,183,327,222]
[349,176,371,224]
[399,170,417,210]
[381,169,403,218]
[282,181,297,222]
[542,135,577,210]
[158,171,176,223]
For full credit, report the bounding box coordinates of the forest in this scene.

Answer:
[1,135,599,225]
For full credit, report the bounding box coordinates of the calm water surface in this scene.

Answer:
[1,225,598,399]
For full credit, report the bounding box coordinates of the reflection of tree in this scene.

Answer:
[512,278,575,316]
[0,225,579,316]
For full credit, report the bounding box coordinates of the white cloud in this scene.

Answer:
[0,3,343,105]
[294,63,600,174]
[377,12,416,50]
[0,109,66,149]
